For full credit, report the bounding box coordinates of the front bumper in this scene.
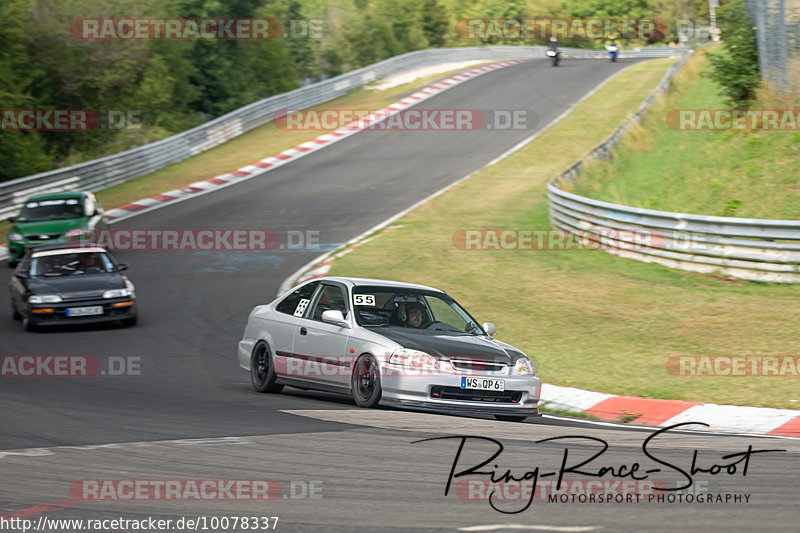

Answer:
[26,298,136,326]
[7,240,26,263]
[379,363,541,416]
[8,235,70,263]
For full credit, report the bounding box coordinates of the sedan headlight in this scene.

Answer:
[28,294,62,304]
[389,348,437,369]
[8,232,24,243]
[65,228,91,240]
[103,288,134,299]
[514,357,534,375]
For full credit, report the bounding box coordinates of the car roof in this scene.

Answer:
[24,191,85,202]
[31,247,108,258]
[26,242,108,254]
[314,276,444,293]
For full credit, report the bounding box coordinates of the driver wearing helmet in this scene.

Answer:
[548,36,558,51]
[403,302,426,328]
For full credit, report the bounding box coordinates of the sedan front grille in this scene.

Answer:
[430,386,522,403]
[26,233,63,242]
[60,290,106,301]
[449,359,507,374]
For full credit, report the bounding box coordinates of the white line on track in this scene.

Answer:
[458,525,598,532]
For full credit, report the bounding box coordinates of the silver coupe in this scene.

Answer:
[237,277,542,421]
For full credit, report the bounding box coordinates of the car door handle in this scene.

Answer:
[299,327,307,336]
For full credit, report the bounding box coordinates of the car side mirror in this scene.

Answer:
[321,309,349,328]
[483,322,497,337]
[15,271,29,279]
[116,263,128,271]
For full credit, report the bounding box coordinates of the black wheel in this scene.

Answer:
[22,314,36,332]
[352,355,382,408]
[11,301,21,321]
[494,415,527,422]
[250,342,283,393]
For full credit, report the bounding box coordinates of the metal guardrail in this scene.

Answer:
[0,45,687,221]
[548,50,800,283]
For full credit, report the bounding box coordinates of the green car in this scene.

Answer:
[6,191,109,267]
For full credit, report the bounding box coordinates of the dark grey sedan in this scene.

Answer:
[9,243,137,331]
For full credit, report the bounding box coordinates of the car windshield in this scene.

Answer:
[352,286,484,335]
[18,198,84,222]
[30,251,114,277]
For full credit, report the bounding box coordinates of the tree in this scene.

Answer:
[421,0,448,47]
[707,0,761,108]
[0,0,52,181]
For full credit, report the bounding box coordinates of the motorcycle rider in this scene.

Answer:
[547,36,560,66]
[604,33,619,61]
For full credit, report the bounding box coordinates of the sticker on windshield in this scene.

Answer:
[354,295,376,306]
[293,298,310,317]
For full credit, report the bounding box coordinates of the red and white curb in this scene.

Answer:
[95,60,525,224]
[541,383,800,438]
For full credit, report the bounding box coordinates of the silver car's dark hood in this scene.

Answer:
[370,327,514,364]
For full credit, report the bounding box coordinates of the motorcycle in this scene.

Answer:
[605,43,619,62]
[546,48,560,67]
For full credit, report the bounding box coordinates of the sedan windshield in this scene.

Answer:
[18,198,84,221]
[352,286,483,335]
[30,252,114,277]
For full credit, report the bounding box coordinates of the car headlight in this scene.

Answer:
[65,228,91,240]
[389,348,437,369]
[103,288,134,299]
[28,294,62,304]
[514,357,534,375]
[8,232,24,243]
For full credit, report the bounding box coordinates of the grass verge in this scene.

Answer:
[572,46,800,219]
[327,53,800,410]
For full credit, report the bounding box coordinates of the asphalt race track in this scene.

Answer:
[2,58,798,532]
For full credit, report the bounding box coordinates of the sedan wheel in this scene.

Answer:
[22,314,36,332]
[250,342,283,393]
[352,355,382,408]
